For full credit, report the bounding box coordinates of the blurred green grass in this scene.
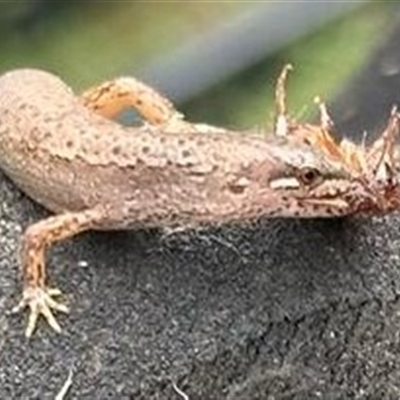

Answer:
[0,2,246,82]
[184,1,392,129]
[0,1,393,129]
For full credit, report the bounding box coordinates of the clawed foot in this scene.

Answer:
[12,286,69,338]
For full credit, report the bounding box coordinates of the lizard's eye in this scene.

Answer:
[268,166,323,190]
[297,167,321,187]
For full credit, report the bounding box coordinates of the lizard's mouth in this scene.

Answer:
[293,178,381,216]
[303,169,400,217]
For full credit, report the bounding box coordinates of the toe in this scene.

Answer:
[26,306,40,338]
[47,288,63,296]
[40,305,62,335]
[14,286,68,337]
[45,295,69,314]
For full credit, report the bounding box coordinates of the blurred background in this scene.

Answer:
[0,1,396,131]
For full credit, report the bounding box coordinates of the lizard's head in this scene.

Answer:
[250,63,400,219]
[235,142,374,218]
[285,107,400,217]
[264,107,400,218]
[268,144,370,217]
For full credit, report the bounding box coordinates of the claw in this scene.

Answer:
[12,286,68,338]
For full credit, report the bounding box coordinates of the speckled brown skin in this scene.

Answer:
[0,69,369,337]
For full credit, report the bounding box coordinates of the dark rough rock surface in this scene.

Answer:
[2,11,400,400]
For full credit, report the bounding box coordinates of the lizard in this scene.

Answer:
[0,67,381,338]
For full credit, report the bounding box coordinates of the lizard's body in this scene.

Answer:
[0,69,354,227]
[0,68,384,337]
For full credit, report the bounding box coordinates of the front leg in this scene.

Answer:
[13,208,104,337]
[81,77,183,125]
